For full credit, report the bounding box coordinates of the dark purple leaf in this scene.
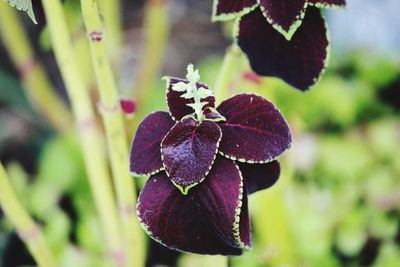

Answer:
[258,0,308,39]
[195,156,251,249]
[239,160,280,194]
[212,0,258,21]
[165,77,215,121]
[161,117,222,194]
[309,0,346,8]
[239,191,251,248]
[238,7,329,91]
[204,107,226,122]
[217,94,291,162]
[130,111,174,176]
[137,171,243,255]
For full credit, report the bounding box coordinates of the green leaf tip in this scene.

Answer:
[2,0,38,24]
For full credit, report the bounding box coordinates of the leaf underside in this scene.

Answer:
[258,0,308,36]
[238,7,329,91]
[239,160,280,194]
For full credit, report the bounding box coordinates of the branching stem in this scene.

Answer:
[80,1,145,267]
[214,44,242,103]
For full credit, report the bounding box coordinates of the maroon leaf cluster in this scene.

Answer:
[213,0,346,91]
[130,77,291,255]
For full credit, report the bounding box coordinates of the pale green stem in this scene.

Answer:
[126,0,169,142]
[0,163,56,267]
[0,2,72,133]
[199,255,228,267]
[132,0,169,103]
[80,1,145,267]
[98,0,122,62]
[213,44,242,103]
[192,88,203,121]
[209,256,229,267]
[186,80,203,122]
[40,0,124,264]
[251,173,297,266]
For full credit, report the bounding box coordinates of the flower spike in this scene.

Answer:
[170,64,215,122]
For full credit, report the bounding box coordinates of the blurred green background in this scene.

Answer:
[0,0,399,266]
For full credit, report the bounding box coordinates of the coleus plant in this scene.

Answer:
[212,0,346,91]
[129,65,291,255]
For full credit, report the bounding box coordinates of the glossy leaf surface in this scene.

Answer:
[238,7,329,91]
[161,118,222,193]
[217,94,291,162]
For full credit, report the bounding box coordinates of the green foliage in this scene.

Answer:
[0,71,30,109]
[0,133,112,265]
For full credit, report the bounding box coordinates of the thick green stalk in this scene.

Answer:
[206,256,228,267]
[133,0,169,103]
[98,0,122,62]
[179,255,228,267]
[213,44,242,103]
[80,1,145,267]
[0,2,72,133]
[0,163,55,267]
[40,0,124,264]
[251,172,297,266]
[125,0,169,139]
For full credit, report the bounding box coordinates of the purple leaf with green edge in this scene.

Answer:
[212,0,258,21]
[165,77,215,121]
[258,0,308,39]
[161,117,222,194]
[239,160,280,194]
[237,7,329,91]
[130,111,175,176]
[309,0,346,8]
[217,94,291,163]
[195,156,251,249]
[239,191,251,248]
[204,107,226,122]
[137,171,243,255]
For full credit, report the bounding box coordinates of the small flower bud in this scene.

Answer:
[119,97,136,117]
